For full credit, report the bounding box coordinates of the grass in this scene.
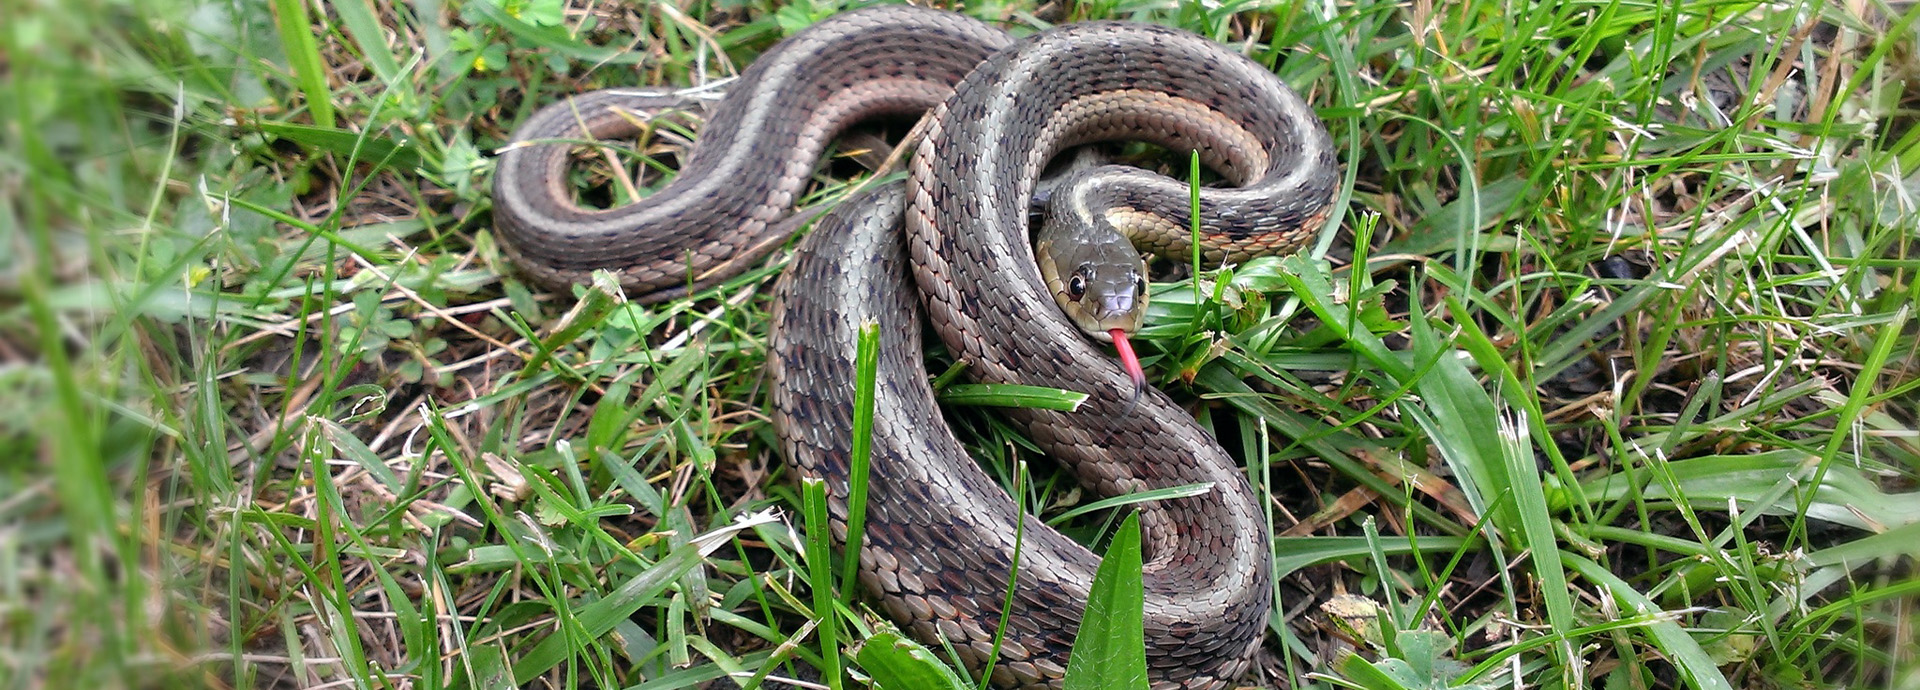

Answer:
[2,0,1916,688]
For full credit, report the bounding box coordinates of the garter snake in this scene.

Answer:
[492,6,1338,689]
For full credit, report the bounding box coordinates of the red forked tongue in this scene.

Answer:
[1095,328,1148,448]
[1109,328,1145,393]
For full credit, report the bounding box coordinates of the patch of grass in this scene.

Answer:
[2,0,1915,688]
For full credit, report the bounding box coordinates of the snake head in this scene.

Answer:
[1034,225,1150,341]
[1064,260,1148,338]
[1037,234,1150,396]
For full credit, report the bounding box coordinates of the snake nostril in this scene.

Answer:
[1101,292,1133,320]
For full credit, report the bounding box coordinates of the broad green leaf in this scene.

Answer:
[858,630,971,690]
[1062,512,1147,690]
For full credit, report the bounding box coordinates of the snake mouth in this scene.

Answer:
[1066,288,1146,342]
[1070,309,1139,342]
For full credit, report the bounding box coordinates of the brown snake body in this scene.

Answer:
[492,7,1012,299]
[493,6,1338,689]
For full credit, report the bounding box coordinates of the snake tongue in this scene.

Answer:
[1109,328,1146,393]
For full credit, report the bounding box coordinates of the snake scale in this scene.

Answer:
[492,6,1338,689]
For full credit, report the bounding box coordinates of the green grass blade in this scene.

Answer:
[1563,554,1735,690]
[331,0,403,84]
[838,322,881,600]
[507,511,777,684]
[978,460,1030,690]
[269,0,335,128]
[938,383,1088,410]
[1043,483,1212,527]
[802,478,844,690]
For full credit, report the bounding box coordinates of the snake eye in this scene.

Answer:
[1137,276,1148,296]
[1066,274,1087,301]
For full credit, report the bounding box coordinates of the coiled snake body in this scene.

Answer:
[493,6,1337,689]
